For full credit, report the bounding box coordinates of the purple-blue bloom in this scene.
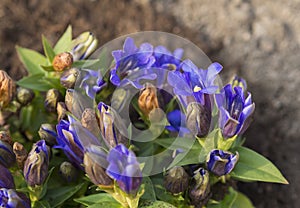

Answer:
[0,188,30,208]
[110,37,155,87]
[79,69,106,99]
[207,149,238,176]
[56,117,84,169]
[152,46,183,70]
[106,144,142,195]
[166,110,189,136]
[0,164,15,189]
[215,84,255,138]
[168,60,222,107]
[0,140,15,168]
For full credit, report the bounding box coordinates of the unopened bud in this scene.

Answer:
[13,142,28,170]
[57,102,67,121]
[189,168,211,207]
[60,68,79,89]
[230,75,247,92]
[65,89,74,113]
[44,89,63,112]
[0,140,15,168]
[59,161,78,183]
[16,87,34,106]
[81,108,100,137]
[164,166,189,194]
[186,102,211,137]
[38,124,57,146]
[0,131,13,146]
[71,32,98,60]
[138,84,159,117]
[0,70,16,109]
[0,164,15,189]
[52,52,73,72]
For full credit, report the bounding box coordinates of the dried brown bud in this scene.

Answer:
[138,84,159,117]
[52,52,73,72]
[0,131,13,146]
[0,70,16,109]
[13,142,28,170]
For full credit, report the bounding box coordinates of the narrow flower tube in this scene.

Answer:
[206,149,239,176]
[83,145,113,186]
[23,140,50,187]
[163,166,189,194]
[0,188,30,208]
[106,144,142,195]
[97,102,128,149]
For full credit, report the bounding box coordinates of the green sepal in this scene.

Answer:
[42,35,56,63]
[74,193,120,206]
[230,146,289,184]
[217,130,237,151]
[53,25,72,53]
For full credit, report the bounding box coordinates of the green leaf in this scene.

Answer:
[44,182,85,208]
[42,35,56,63]
[207,187,237,208]
[74,193,119,206]
[87,203,122,208]
[54,25,72,53]
[72,59,101,69]
[17,74,53,91]
[16,46,47,75]
[32,200,51,208]
[41,65,54,72]
[230,146,289,184]
[141,177,156,202]
[139,201,177,208]
[232,192,254,208]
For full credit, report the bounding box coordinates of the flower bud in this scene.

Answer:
[81,108,100,137]
[71,32,98,60]
[57,102,67,121]
[13,142,28,170]
[0,164,15,189]
[189,168,211,207]
[0,140,15,168]
[38,124,57,146]
[59,161,78,183]
[44,89,63,112]
[207,149,239,176]
[60,68,79,89]
[16,87,34,106]
[138,84,159,117]
[52,52,73,72]
[0,131,13,146]
[84,145,113,186]
[186,102,211,137]
[163,166,189,194]
[0,188,30,208]
[230,75,247,93]
[0,70,16,109]
[23,140,50,186]
[65,89,74,113]
[97,102,128,149]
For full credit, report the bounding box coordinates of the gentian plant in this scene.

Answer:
[0,26,288,208]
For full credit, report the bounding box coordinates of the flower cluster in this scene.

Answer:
[0,27,288,208]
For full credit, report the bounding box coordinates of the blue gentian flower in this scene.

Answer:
[0,188,30,208]
[56,117,84,169]
[166,110,189,136]
[0,140,15,168]
[71,32,98,61]
[168,60,222,107]
[110,37,155,87]
[0,164,15,189]
[207,149,238,176]
[79,69,106,99]
[153,46,183,70]
[23,140,50,186]
[106,144,142,194]
[215,84,255,138]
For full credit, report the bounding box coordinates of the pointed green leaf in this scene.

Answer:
[42,35,56,63]
[16,46,47,75]
[74,193,119,206]
[230,146,289,184]
[44,182,85,208]
[141,177,156,202]
[72,59,101,69]
[54,25,72,53]
[207,187,237,208]
[17,74,52,91]
[232,192,254,208]
[139,201,177,208]
[32,200,51,208]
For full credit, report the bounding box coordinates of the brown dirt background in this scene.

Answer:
[0,0,299,207]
